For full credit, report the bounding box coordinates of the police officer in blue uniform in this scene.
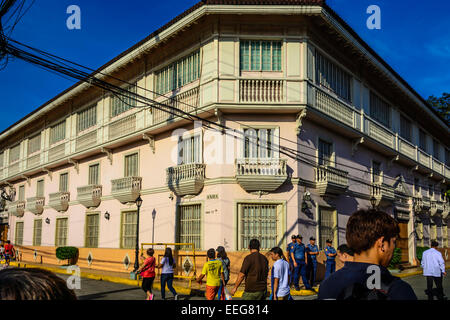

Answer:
[290,235,312,291]
[324,239,337,280]
[286,235,296,286]
[306,236,319,288]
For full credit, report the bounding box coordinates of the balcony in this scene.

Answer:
[239,79,284,103]
[48,192,70,212]
[111,177,142,204]
[235,158,288,193]
[371,182,395,207]
[7,201,25,217]
[26,197,45,215]
[430,200,444,217]
[153,87,199,124]
[315,165,349,197]
[77,185,102,209]
[166,163,206,197]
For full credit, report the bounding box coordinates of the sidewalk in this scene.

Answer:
[3,260,449,298]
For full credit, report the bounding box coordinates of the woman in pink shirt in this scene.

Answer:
[138,248,156,300]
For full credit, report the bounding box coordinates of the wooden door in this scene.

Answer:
[397,222,409,264]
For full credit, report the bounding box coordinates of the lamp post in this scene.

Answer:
[133,195,143,273]
[370,196,377,210]
[151,209,156,248]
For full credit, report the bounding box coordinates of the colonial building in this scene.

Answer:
[0,0,449,275]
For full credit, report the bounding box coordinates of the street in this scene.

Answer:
[56,273,449,300]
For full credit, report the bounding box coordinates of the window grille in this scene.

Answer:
[121,211,137,249]
[59,173,68,192]
[177,204,202,250]
[240,41,282,72]
[55,218,68,247]
[124,153,139,177]
[88,164,99,185]
[50,120,66,144]
[33,219,42,246]
[86,214,99,248]
[319,208,336,249]
[315,51,351,102]
[239,203,278,250]
[15,221,24,245]
[77,105,97,132]
[318,139,333,166]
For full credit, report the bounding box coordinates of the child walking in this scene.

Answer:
[156,247,178,300]
[197,248,225,300]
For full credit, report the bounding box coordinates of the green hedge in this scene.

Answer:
[388,247,402,269]
[56,247,78,261]
[416,246,430,262]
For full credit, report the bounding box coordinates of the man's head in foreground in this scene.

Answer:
[346,209,399,267]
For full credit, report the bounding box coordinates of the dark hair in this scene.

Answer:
[0,268,77,300]
[431,241,439,248]
[207,248,216,259]
[216,246,228,259]
[249,239,260,250]
[147,248,154,256]
[326,239,332,244]
[270,247,286,260]
[6,240,10,244]
[164,247,174,266]
[346,209,399,255]
[337,244,354,256]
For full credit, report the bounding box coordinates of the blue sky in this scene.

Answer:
[0,0,449,131]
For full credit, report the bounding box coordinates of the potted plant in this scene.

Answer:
[56,246,79,266]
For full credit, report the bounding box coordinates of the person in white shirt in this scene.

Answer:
[421,241,447,300]
[270,247,291,300]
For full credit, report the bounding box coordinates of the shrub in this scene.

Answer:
[388,247,402,269]
[56,247,79,265]
[416,246,430,262]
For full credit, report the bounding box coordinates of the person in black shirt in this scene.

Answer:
[318,209,417,300]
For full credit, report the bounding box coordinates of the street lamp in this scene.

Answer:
[133,195,143,274]
[370,196,377,210]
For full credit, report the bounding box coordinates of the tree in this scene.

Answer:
[427,93,450,126]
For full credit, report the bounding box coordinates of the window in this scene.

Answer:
[319,207,337,249]
[15,221,24,245]
[18,185,25,201]
[370,92,391,128]
[88,164,99,185]
[243,128,277,159]
[318,139,333,166]
[155,50,200,95]
[85,213,99,248]
[50,120,66,144]
[121,211,137,249]
[124,153,139,177]
[433,140,440,160]
[419,129,427,152]
[36,179,44,197]
[400,115,412,142]
[240,41,282,72]
[315,51,352,101]
[239,203,279,250]
[77,105,97,133]
[59,173,68,192]
[177,204,202,250]
[33,219,42,246]
[178,135,202,164]
[372,161,382,183]
[9,144,20,163]
[55,218,68,247]
[28,134,41,155]
[111,83,137,117]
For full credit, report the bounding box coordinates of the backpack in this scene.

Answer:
[338,275,399,300]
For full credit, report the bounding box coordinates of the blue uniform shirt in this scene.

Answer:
[324,246,336,261]
[286,242,295,261]
[306,244,319,262]
[290,243,306,261]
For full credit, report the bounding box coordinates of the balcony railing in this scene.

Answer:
[240,79,284,103]
[48,143,66,162]
[315,165,349,196]
[48,192,70,212]
[8,162,20,176]
[398,138,415,160]
[76,130,98,152]
[7,200,25,217]
[153,87,200,124]
[371,182,395,207]
[235,158,288,193]
[166,163,206,196]
[77,185,102,208]
[26,197,45,215]
[27,153,41,169]
[314,87,354,127]
[111,176,142,204]
[109,114,137,141]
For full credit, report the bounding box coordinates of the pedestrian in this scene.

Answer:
[0,268,77,300]
[306,236,319,289]
[3,241,14,267]
[230,239,269,300]
[138,248,156,300]
[197,248,225,300]
[156,247,178,300]
[324,239,337,279]
[216,246,230,300]
[286,235,296,287]
[337,244,354,264]
[290,235,312,291]
[269,247,291,300]
[421,241,447,300]
[0,244,4,260]
[318,209,417,300]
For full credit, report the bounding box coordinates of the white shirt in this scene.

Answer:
[272,259,290,298]
[421,248,445,277]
